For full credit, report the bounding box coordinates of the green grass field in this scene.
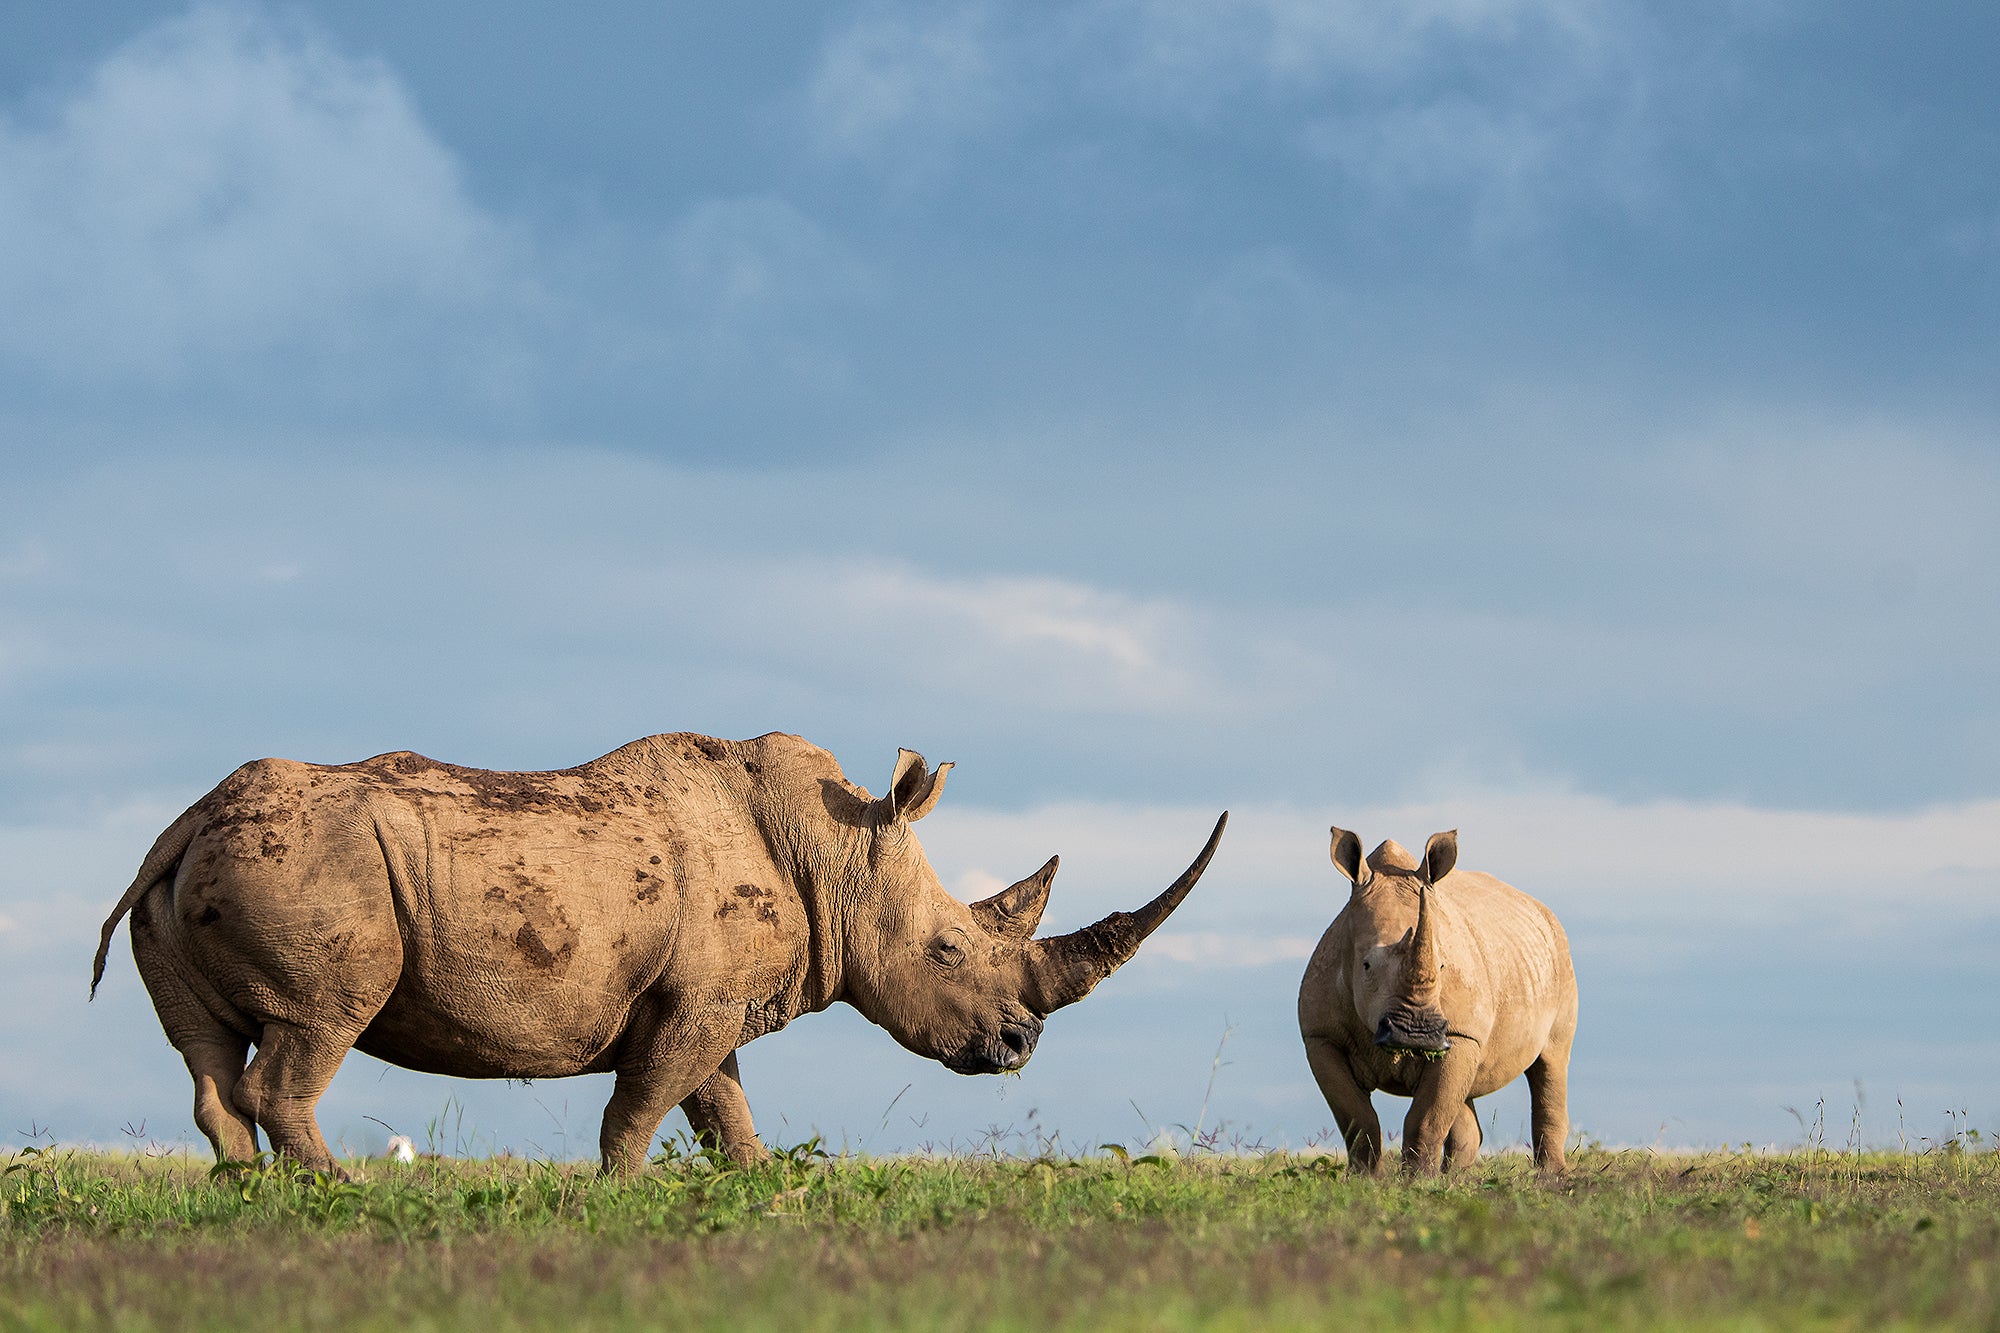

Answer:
[3,1139,1996,1331]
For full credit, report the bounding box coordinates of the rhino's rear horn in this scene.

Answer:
[972,856,1058,943]
[1025,812,1228,1014]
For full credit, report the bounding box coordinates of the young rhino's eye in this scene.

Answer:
[931,938,966,970]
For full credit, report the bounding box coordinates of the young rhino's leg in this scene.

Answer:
[678,1051,768,1165]
[1401,1046,1479,1176]
[1527,1047,1572,1173]
[1444,1101,1482,1172]
[1303,1035,1384,1174]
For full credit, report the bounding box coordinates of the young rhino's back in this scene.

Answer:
[1437,870,1575,1094]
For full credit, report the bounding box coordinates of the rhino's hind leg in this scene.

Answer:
[185,1036,259,1164]
[679,1052,768,1166]
[129,904,259,1163]
[232,1021,359,1174]
[1444,1101,1482,1172]
[144,984,260,1160]
[1526,1051,1570,1174]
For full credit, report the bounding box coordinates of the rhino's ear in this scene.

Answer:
[1330,826,1371,892]
[1421,830,1458,886]
[878,749,951,824]
[972,856,1056,942]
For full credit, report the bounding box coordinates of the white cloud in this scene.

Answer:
[0,543,51,580]
[0,8,875,414]
[1300,99,1558,236]
[807,5,1003,168]
[0,4,520,387]
[842,566,1194,697]
[652,195,875,384]
[33,784,1998,977]
[916,789,2000,950]
[1147,931,1318,967]
[0,800,186,949]
[1111,0,1615,88]
[627,557,1229,717]
[807,0,1652,229]
[1187,246,1334,345]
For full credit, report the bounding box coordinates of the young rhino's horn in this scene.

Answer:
[1405,883,1442,1003]
[1024,812,1228,1014]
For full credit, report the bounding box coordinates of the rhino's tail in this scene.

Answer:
[90,803,205,1000]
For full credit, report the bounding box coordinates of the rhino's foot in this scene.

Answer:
[722,1137,770,1168]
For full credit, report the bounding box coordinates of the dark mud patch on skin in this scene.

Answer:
[633,866,666,904]
[691,737,728,762]
[353,752,611,817]
[188,905,223,927]
[513,922,570,971]
[728,883,780,927]
[480,879,579,975]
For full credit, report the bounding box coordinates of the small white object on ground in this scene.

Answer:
[386,1135,416,1163]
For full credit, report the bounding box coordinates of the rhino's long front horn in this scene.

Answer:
[1025,812,1228,1014]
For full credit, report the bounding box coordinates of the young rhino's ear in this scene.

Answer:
[1421,830,1458,886]
[1329,825,1372,893]
[877,749,952,824]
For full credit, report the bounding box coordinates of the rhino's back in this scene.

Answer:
[1435,871,1574,1093]
[166,737,812,1078]
[1440,872,1570,994]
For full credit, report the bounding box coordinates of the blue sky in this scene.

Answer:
[2,1,1997,1159]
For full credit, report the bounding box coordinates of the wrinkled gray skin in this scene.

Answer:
[93,733,1227,1174]
[1297,828,1576,1175]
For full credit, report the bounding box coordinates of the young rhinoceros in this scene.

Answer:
[1297,828,1576,1175]
[92,733,1227,1175]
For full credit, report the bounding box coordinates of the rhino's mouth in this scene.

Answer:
[942,1018,1042,1076]
[1374,1009,1450,1059]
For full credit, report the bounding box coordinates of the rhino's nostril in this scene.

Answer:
[1001,1026,1030,1057]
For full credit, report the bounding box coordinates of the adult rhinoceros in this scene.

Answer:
[1297,828,1575,1175]
[92,733,1226,1173]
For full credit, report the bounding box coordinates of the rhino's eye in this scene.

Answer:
[1361,959,1371,972]
[930,938,966,970]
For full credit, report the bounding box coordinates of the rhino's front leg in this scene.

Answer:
[678,1051,769,1165]
[1303,1035,1385,1173]
[1400,1044,1479,1176]
[1444,1101,1482,1172]
[598,1008,742,1175]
